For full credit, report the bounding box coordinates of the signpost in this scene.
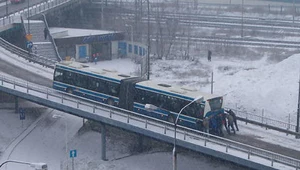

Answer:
[26,41,33,50]
[19,108,25,128]
[70,150,77,170]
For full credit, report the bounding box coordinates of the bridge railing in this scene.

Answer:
[225,107,299,137]
[0,0,81,28]
[0,74,299,170]
[0,37,56,68]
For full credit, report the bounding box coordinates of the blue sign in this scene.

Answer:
[70,150,77,158]
[19,108,25,120]
[26,41,33,49]
[82,33,118,43]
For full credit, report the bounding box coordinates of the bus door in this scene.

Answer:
[119,77,144,110]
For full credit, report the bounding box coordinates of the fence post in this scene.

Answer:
[46,89,48,99]
[127,114,129,123]
[164,126,166,134]
[27,82,29,93]
[77,101,79,108]
[271,157,274,166]
[145,120,148,128]
[93,105,96,113]
[61,94,63,103]
[287,114,290,136]
[246,111,248,125]
[248,150,250,159]
[261,109,264,125]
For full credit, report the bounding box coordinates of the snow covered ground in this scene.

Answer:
[0,44,300,169]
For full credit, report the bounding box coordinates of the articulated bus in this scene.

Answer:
[53,61,224,135]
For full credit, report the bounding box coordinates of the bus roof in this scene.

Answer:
[56,61,137,82]
[135,80,221,101]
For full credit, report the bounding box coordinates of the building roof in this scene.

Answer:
[49,27,121,39]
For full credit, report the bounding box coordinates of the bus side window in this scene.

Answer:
[54,69,63,82]
[63,71,74,85]
[75,73,87,89]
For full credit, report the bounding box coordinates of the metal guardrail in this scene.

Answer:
[0,37,56,68]
[0,0,84,67]
[41,13,62,62]
[0,74,299,170]
[0,0,81,28]
[228,107,300,137]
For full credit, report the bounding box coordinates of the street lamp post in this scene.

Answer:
[173,96,203,170]
[0,160,47,170]
[147,0,150,80]
[296,75,300,138]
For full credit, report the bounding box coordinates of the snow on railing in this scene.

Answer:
[0,74,299,170]
[226,107,299,136]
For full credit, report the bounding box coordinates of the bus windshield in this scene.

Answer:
[208,97,223,111]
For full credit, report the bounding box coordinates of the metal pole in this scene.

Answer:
[241,0,244,38]
[101,0,104,29]
[65,118,69,170]
[6,0,8,17]
[296,75,300,138]
[72,158,74,170]
[147,0,150,80]
[293,0,295,24]
[0,160,30,167]
[101,123,107,160]
[173,124,177,170]
[211,72,213,94]
[172,96,202,170]
[130,25,133,43]
[28,0,30,34]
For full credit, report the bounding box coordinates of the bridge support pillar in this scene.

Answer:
[101,123,107,161]
[14,96,18,113]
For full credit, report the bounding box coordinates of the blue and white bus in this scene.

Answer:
[53,61,225,135]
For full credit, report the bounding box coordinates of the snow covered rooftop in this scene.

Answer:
[49,27,121,39]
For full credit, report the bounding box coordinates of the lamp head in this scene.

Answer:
[30,163,47,170]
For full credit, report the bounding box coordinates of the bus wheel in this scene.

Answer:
[168,116,174,123]
[107,98,114,106]
[66,88,73,94]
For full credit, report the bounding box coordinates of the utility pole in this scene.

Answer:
[27,0,30,34]
[147,0,150,80]
[101,0,104,29]
[211,72,214,94]
[6,0,8,17]
[293,0,295,24]
[241,0,244,38]
[296,75,300,138]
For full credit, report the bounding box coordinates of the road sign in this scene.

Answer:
[70,150,77,158]
[25,34,32,41]
[19,108,25,120]
[26,41,33,49]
